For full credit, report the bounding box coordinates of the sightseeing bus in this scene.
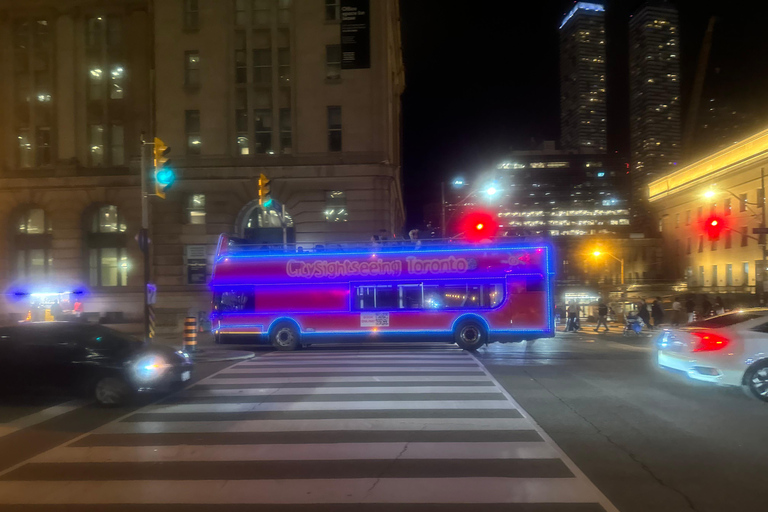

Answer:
[209,235,555,351]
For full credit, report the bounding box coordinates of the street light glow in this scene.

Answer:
[452,178,465,187]
[593,251,602,256]
[486,186,498,196]
[704,190,716,199]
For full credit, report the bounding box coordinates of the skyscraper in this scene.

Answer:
[559,2,607,151]
[629,1,681,188]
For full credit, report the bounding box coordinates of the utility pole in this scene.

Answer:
[441,182,447,239]
[139,134,152,341]
[761,168,767,304]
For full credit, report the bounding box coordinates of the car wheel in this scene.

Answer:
[454,319,486,351]
[94,376,131,407]
[270,322,300,351]
[743,361,768,402]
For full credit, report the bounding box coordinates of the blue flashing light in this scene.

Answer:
[156,168,175,186]
[560,2,605,29]
[597,171,605,177]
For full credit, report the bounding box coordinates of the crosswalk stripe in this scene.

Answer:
[0,400,87,439]
[199,375,492,384]
[140,400,515,414]
[96,417,534,434]
[0,478,601,504]
[31,442,561,463]
[182,385,502,396]
[219,366,485,373]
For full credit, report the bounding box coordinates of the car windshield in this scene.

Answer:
[686,312,768,328]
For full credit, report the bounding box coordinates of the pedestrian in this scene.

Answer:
[671,296,682,326]
[637,300,651,329]
[554,303,563,326]
[370,234,381,248]
[701,295,712,318]
[595,301,609,332]
[566,301,580,332]
[651,297,664,329]
[685,295,696,323]
[408,229,422,249]
[714,296,725,315]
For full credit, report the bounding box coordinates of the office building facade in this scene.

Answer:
[559,2,607,151]
[0,0,404,326]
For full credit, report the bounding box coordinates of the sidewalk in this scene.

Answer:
[154,331,256,363]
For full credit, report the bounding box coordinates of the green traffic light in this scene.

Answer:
[156,168,175,186]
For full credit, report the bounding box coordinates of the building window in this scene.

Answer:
[254,109,273,154]
[698,266,705,287]
[325,190,348,222]
[253,0,271,26]
[36,127,51,166]
[185,110,201,155]
[328,106,342,152]
[325,0,340,21]
[235,0,247,27]
[740,193,747,212]
[744,262,750,285]
[183,0,199,31]
[326,45,341,80]
[726,264,733,286]
[724,198,731,216]
[14,208,52,279]
[278,0,291,24]
[110,65,124,99]
[18,130,33,168]
[685,210,691,225]
[725,230,732,249]
[742,226,749,247]
[697,206,703,220]
[87,205,128,287]
[89,124,105,166]
[253,49,272,84]
[187,194,206,224]
[185,51,200,87]
[110,124,124,165]
[278,48,291,85]
[711,238,716,251]
[698,235,703,253]
[674,213,679,228]
[686,237,691,255]
[280,108,292,154]
[235,36,247,84]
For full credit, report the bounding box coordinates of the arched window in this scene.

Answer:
[13,208,52,279]
[86,205,128,286]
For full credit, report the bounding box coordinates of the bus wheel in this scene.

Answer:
[271,322,300,351]
[454,320,486,351]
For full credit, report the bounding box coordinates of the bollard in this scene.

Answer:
[148,305,156,339]
[184,316,198,352]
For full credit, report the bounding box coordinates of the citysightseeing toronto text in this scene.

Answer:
[285,256,471,279]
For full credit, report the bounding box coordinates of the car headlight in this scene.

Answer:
[132,355,172,382]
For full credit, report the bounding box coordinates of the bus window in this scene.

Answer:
[213,289,255,312]
[352,281,505,310]
[354,285,397,310]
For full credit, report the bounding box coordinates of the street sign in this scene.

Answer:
[753,227,768,234]
[147,283,157,305]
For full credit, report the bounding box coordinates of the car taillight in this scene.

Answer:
[691,331,730,352]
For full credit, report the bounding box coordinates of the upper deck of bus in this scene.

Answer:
[211,234,555,286]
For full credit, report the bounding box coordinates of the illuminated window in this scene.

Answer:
[17,130,33,168]
[87,205,128,287]
[185,51,200,87]
[328,106,342,152]
[254,109,273,154]
[326,45,341,80]
[325,0,340,21]
[109,65,124,99]
[235,89,248,155]
[89,124,104,166]
[183,0,199,31]
[740,194,747,212]
[187,194,206,224]
[185,110,201,155]
[11,210,52,288]
[352,281,506,311]
[724,198,731,216]
[325,190,347,222]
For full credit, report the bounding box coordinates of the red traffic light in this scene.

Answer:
[703,215,726,241]
[462,212,498,242]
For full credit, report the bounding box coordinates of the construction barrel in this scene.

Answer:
[183,316,198,352]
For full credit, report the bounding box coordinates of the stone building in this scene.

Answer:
[0,0,405,327]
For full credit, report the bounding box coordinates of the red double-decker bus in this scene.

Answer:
[209,235,555,351]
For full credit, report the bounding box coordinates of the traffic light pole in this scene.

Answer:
[762,168,767,304]
[140,135,152,342]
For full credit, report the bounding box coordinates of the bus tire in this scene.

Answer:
[270,321,301,351]
[454,319,487,351]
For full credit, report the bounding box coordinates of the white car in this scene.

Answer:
[656,308,768,402]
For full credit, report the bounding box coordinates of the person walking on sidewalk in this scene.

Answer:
[651,297,665,329]
[566,301,580,332]
[595,301,609,332]
[671,297,682,326]
[637,300,651,329]
[685,296,696,323]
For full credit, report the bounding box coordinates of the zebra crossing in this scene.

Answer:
[0,347,618,511]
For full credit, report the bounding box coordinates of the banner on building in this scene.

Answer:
[340,0,370,69]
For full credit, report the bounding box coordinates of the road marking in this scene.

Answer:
[183,385,502,396]
[199,375,493,384]
[30,442,560,463]
[140,400,514,414]
[220,366,485,373]
[0,400,88,439]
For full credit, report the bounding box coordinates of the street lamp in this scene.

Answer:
[593,250,625,285]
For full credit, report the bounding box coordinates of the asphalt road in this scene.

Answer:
[0,331,765,511]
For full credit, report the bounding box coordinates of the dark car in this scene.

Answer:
[0,322,193,406]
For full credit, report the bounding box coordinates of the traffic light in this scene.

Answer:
[153,137,174,199]
[258,173,272,208]
[462,211,499,242]
[704,215,725,241]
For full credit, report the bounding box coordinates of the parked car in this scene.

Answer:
[656,309,768,402]
[0,322,193,406]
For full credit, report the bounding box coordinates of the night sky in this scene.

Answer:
[399,0,768,228]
